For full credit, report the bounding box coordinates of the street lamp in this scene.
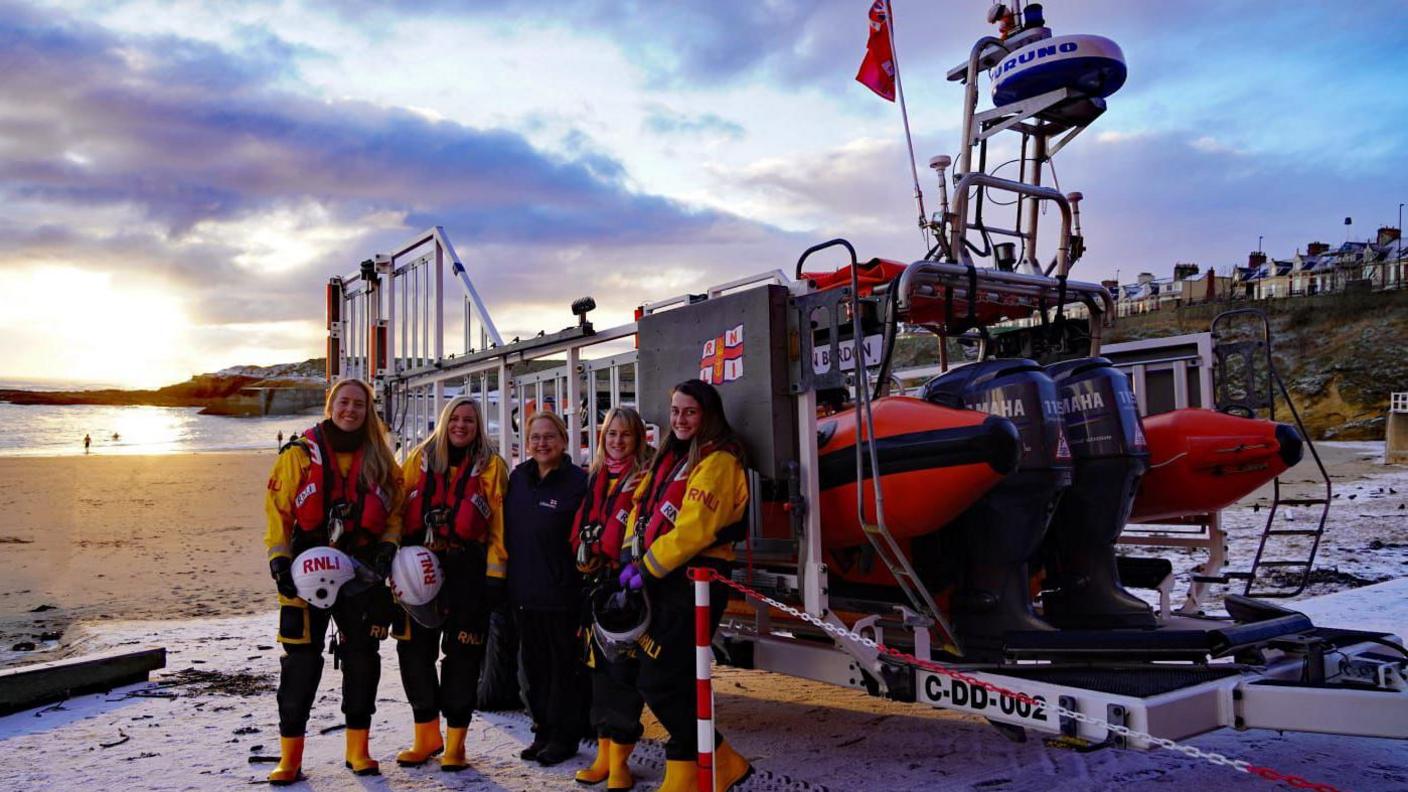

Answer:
[1258,235,1263,254]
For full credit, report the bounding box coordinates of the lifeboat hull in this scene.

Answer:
[1130,409,1304,523]
[816,396,1020,549]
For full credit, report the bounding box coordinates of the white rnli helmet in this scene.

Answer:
[292,547,357,609]
[389,546,445,628]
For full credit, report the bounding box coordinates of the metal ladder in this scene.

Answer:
[1211,309,1332,598]
[849,295,961,653]
[794,239,961,654]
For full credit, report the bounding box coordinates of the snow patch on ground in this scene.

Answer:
[3,443,1407,790]
[1,587,1406,791]
[1124,441,1408,613]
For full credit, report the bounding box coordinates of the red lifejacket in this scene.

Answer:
[571,466,638,563]
[637,442,709,549]
[404,452,491,545]
[291,425,391,540]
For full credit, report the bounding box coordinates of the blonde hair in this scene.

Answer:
[589,406,654,480]
[525,411,569,446]
[324,378,398,494]
[415,395,497,475]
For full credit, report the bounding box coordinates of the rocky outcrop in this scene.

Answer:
[0,359,327,416]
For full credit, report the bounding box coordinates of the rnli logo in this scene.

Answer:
[471,493,491,518]
[301,554,342,574]
[420,553,439,586]
[636,632,663,659]
[699,324,744,384]
[686,487,719,512]
[660,502,679,525]
[294,483,317,508]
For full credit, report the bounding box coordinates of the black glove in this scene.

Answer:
[483,578,507,610]
[269,556,298,600]
[372,541,398,580]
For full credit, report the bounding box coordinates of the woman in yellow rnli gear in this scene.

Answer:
[571,407,653,790]
[619,379,753,792]
[262,378,403,784]
[392,395,508,772]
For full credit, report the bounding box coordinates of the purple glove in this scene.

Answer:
[618,562,644,591]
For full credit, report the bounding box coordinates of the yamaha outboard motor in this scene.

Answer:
[1041,357,1154,628]
[920,359,1072,651]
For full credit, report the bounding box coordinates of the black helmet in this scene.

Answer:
[591,585,651,663]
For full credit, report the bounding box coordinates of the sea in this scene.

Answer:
[0,402,320,457]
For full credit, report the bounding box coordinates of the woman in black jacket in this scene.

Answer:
[504,411,589,766]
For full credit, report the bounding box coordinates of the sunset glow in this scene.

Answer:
[0,1,1404,387]
[4,268,193,388]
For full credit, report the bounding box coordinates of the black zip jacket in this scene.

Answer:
[505,458,589,611]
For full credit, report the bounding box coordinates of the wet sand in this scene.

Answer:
[0,452,275,666]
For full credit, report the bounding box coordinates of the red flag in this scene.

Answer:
[855,0,895,102]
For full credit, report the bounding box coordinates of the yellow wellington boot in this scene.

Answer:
[655,759,697,792]
[606,741,636,791]
[267,736,305,785]
[396,719,444,766]
[575,737,611,785]
[344,728,380,776]
[441,726,469,772]
[714,740,754,792]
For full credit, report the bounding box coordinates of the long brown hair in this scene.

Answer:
[415,395,498,476]
[588,406,654,480]
[324,378,398,494]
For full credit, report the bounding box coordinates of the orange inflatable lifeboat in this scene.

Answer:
[1129,408,1304,523]
[816,396,1021,549]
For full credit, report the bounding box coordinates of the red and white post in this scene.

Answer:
[689,566,716,792]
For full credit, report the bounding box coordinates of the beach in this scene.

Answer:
[0,446,1405,789]
[3,442,1406,667]
[0,451,275,666]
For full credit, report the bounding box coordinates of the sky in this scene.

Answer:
[1,0,1406,387]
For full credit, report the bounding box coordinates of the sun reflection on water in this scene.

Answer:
[108,406,194,453]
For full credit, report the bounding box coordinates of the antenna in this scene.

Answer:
[929,154,953,230]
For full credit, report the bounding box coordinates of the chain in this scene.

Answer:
[705,570,1341,792]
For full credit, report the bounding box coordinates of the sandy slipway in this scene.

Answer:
[0,579,1404,792]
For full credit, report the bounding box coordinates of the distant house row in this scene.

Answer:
[1089,226,1405,318]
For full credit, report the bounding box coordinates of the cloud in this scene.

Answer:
[0,5,776,243]
[643,105,744,140]
[0,2,810,380]
[705,124,1408,285]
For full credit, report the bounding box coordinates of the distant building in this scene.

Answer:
[999,223,1403,330]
